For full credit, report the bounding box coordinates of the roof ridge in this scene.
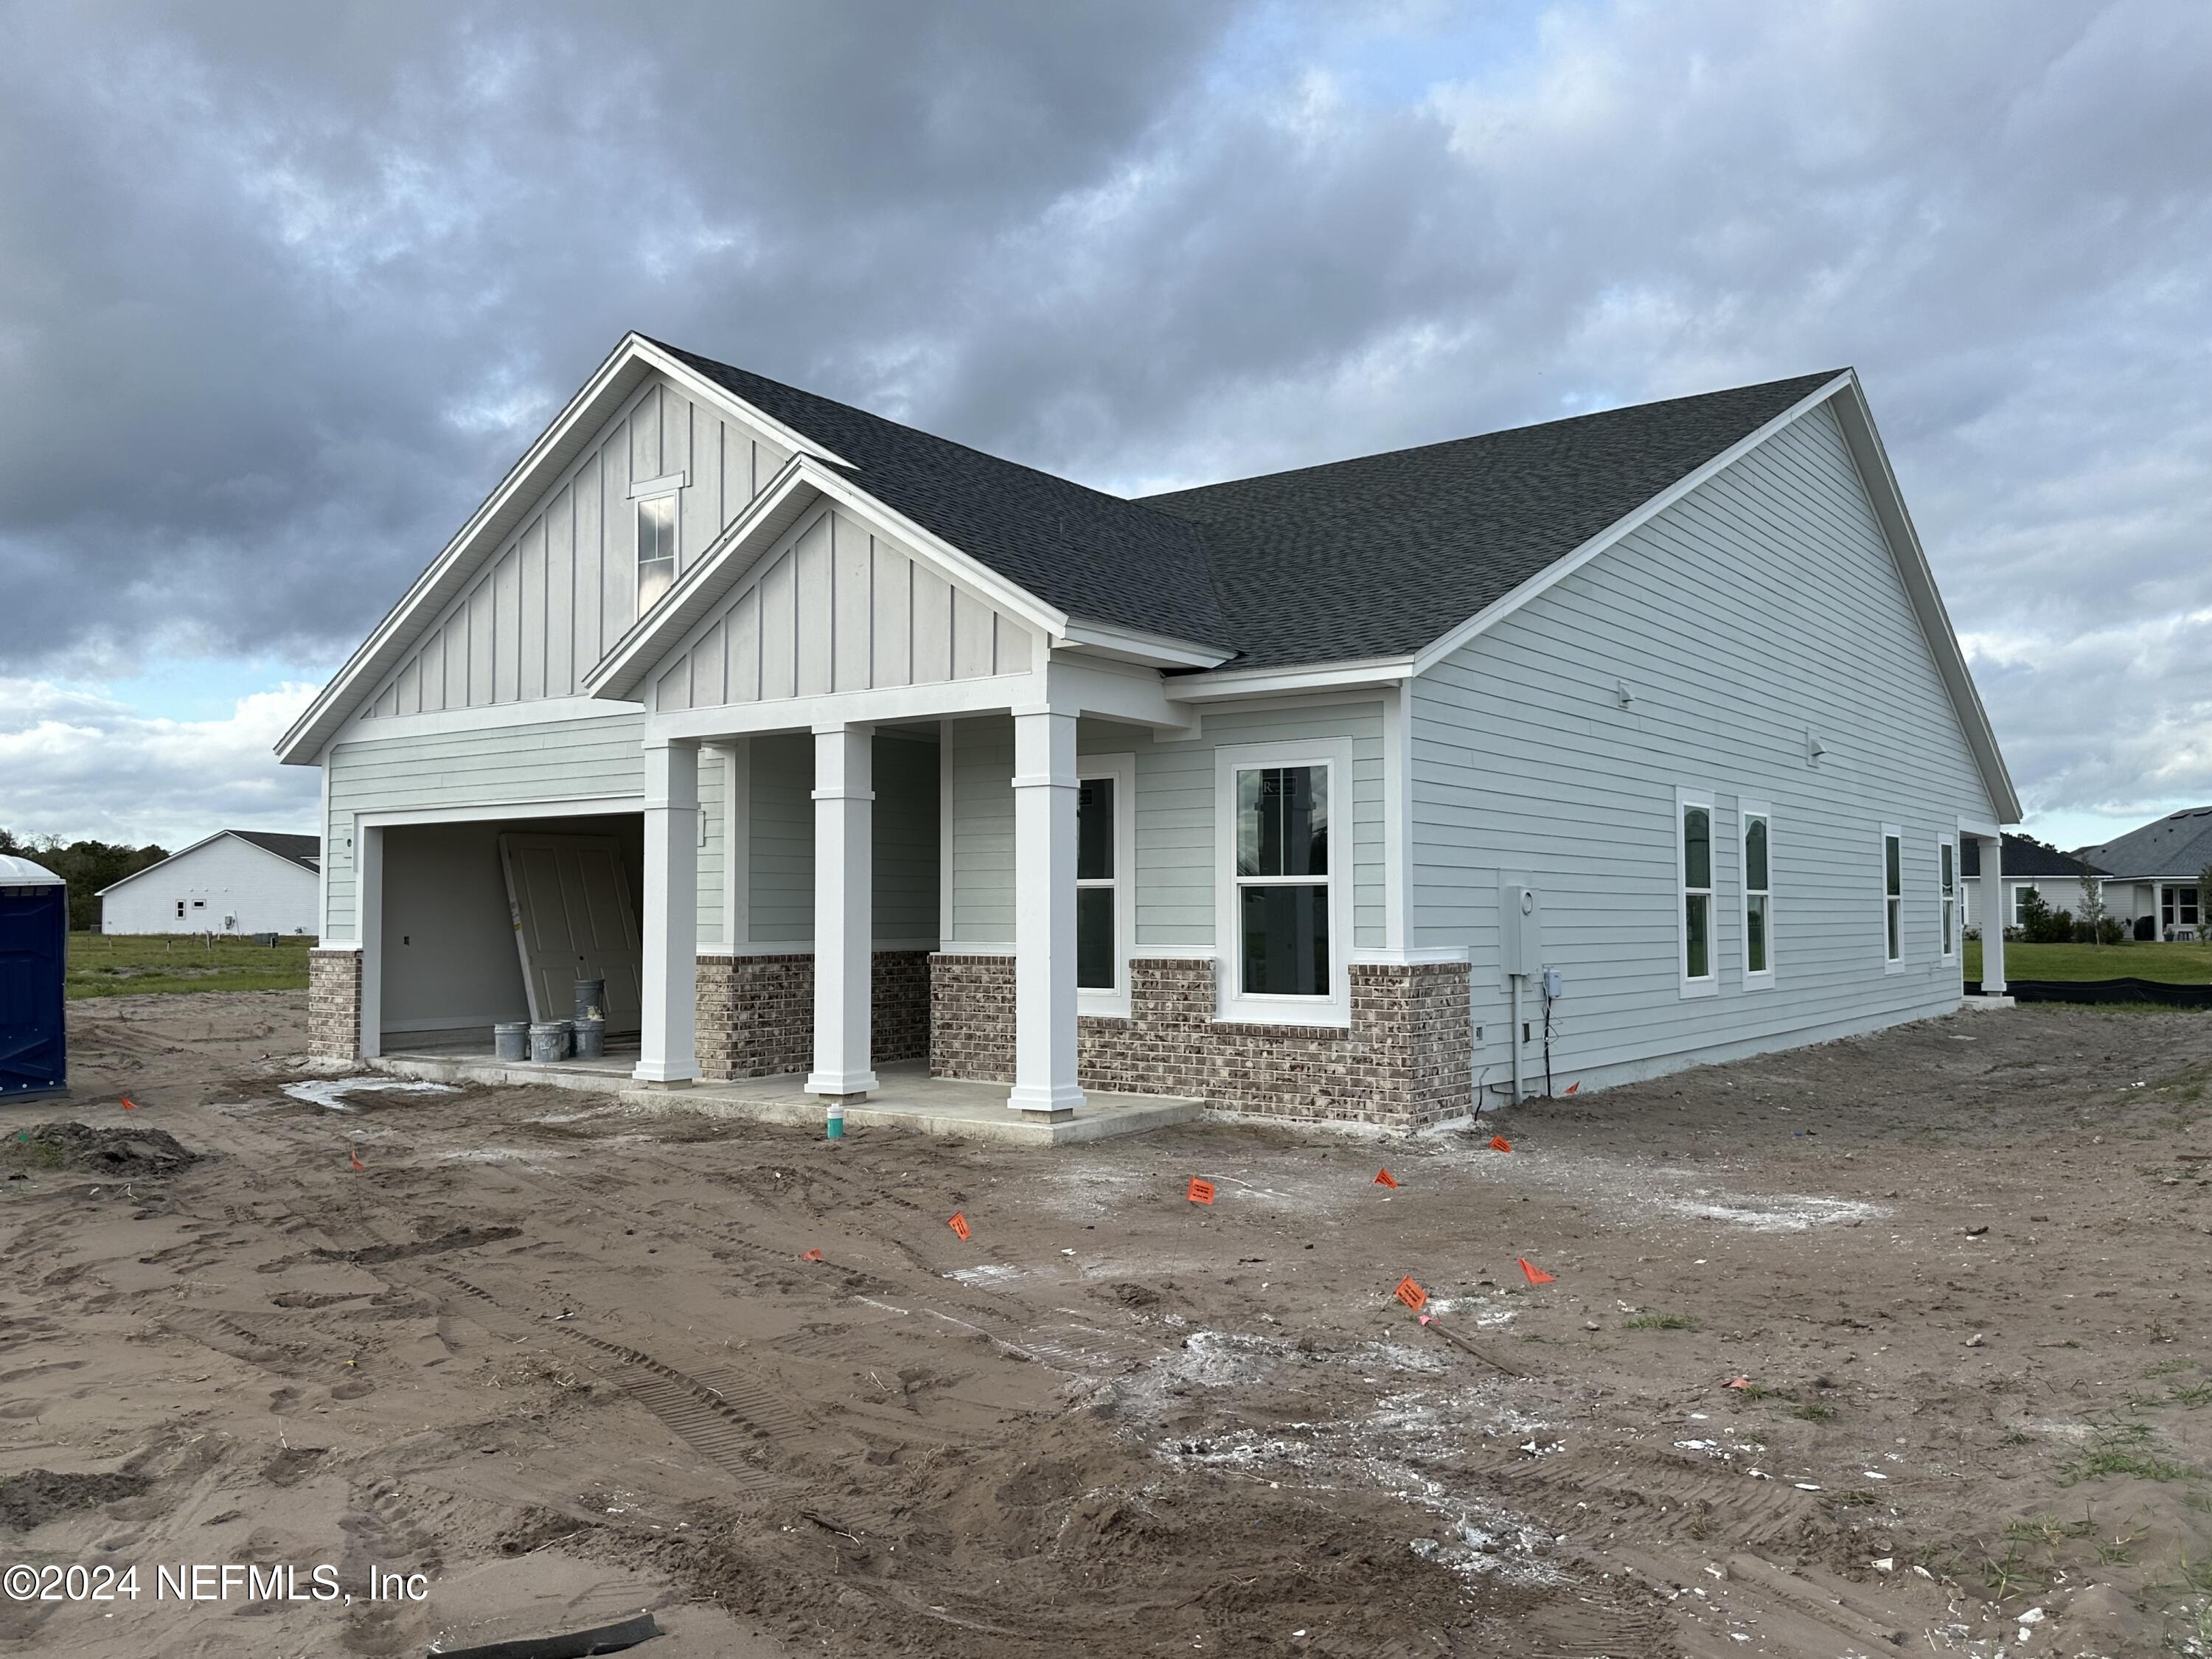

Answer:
[1139,369,1848,504]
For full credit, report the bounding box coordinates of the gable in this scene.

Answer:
[648,501,1035,712]
[1422,400,2003,823]
[355,371,796,722]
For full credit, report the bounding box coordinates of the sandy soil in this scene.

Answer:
[3,992,2210,1658]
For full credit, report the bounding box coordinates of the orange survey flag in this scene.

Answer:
[1394,1277,1427,1312]
[947,1213,971,1241]
[1517,1257,1554,1285]
[1374,1169,1398,1189]
[1186,1178,1216,1205]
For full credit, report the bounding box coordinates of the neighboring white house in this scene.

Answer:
[2079,807,2212,941]
[1961,834,2110,936]
[100,831,321,936]
[275,333,2019,1130]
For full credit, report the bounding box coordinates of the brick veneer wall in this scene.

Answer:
[697,948,935,1080]
[931,953,1472,1130]
[307,949,363,1063]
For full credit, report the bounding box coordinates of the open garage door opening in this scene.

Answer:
[377,813,644,1057]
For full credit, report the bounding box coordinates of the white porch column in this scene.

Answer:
[807,724,877,1099]
[1980,832,2007,996]
[1009,709,1085,1119]
[636,740,700,1085]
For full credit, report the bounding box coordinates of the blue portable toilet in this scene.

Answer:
[0,853,67,1099]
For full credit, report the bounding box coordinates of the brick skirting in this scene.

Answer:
[307,949,363,1063]
[698,949,935,1080]
[931,953,1472,1130]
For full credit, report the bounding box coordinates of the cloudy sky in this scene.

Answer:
[1,0,2206,852]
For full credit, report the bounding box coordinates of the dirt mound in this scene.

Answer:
[2,1121,198,1178]
[0,1470,150,1532]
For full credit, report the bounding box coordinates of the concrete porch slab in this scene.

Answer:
[367,1054,1200,1146]
[1956,994,2017,1011]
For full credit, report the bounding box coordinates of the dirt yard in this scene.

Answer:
[3,995,2210,1658]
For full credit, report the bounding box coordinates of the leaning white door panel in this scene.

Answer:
[498,833,644,1034]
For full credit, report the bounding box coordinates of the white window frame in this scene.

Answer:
[2013,882,2038,928]
[633,478,681,615]
[1740,800,1773,990]
[1076,752,1136,1019]
[1881,826,1904,970]
[1214,738,1354,1027]
[1677,787,1717,999]
[1937,834,1958,964]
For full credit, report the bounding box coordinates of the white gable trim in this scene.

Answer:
[274,333,858,766]
[95,830,318,897]
[585,452,1068,705]
[1402,370,2020,824]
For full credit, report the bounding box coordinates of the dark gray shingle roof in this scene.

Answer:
[1961,834,2107,879]
[2079,809,2212,880]
[230,830,321,872]
[659,342,1840,669]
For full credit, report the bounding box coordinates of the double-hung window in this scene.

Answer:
[1678,790,1716,997]
[1075,754,1134,1014]
[1882,827,1903,967]
[1742,803,1773,986]
[1217,741,1350,1023]
[1938,835,1958,962]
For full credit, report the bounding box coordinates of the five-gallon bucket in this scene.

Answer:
[529,1020,574,1063]
[493,1021,529,1061]
[573,978,605,1023]
[572,1015,605,1060]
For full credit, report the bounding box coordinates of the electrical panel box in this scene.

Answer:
[1499,882,1543,977]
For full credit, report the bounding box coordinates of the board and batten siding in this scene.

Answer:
[732,731,939,948]
[1411,400,1998,1090]
[356,373,793,721]
[323,713,647,940]
[941,703,1387,955]
[647,504,1034,713]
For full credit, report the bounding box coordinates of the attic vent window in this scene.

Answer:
[636,493,678,612]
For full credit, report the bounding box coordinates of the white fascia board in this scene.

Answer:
[1826,374,2023,824]
[1407,373,1855,681]
[1053,619,1234,670]
[1166,655,1416,703]
[625,335,855,470]
[276,332,863,767]
[274,335,657,765]
[588,453,1070,704]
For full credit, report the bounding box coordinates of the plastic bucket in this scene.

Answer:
[572,1016,605,1060]
[528,1020,574,1063]
[573,978,605,1023]
[493,1021,529,1061]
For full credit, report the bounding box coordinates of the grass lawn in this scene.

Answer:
[64,933,315,999]
[1964,938,2212,984]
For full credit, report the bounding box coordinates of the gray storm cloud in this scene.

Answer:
[0,0,2207,841]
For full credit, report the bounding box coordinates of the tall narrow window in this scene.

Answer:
[1681,798,1714,989]
[1075,775,1116,991]
[1742,807,1772,980]
[1234,763,1330,998]
[636,494,678,612]
[1938,837,1958,961]
[1883,829,1903,963]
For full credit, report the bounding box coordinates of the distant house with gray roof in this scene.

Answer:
[272,334,2019,1124]
[100,830,320,936]
[2079,808,2212,940]
[1960,834,2109,936]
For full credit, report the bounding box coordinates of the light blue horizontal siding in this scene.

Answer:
[324,712,646,939]
[742,731,939,946]
[942,701,1387,951]
[1411,400,1998,1090]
